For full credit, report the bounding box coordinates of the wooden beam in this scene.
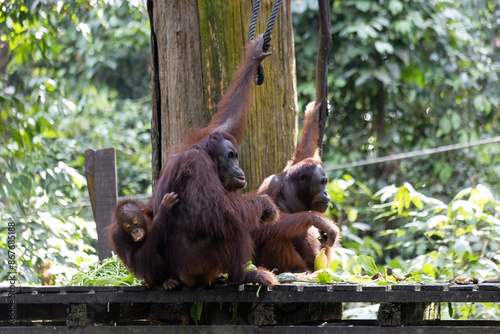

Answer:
[84,148,117,260]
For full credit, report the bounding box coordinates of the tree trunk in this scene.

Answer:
[148,0,298,191]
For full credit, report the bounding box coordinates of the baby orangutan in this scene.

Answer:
[108,192,179,289]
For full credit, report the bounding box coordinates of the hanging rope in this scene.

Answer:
[247,0,282,85]
[248,0,262,43]
[262,0,281,51]
[316,0,332,157]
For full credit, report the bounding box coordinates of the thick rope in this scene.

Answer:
[247,0,282,85]
[248,0,261,42]
[262,0,281,52]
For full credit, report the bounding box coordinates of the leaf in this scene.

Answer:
[452,187,472,201]
[386,63,401,80]
[371,17,391,28]
[190,302,203,325]
[394,20,412,35]
[357,255,378,276]
[451,113,461,130]
[426,215,449,229]
[347,209,358,222]
[317,269,333,284]
[354,1,371,12]
[334,77,346,88]
[392,186,410,215]
[346,256,362,275]
[452,239,471,259]
[388,0,404,15]
[411,196,424,210]
[358,25,378,39]
[374,185,398,202]
[485,215,500,226]
[86,278,120,285]
[374,70,392,84]
[374,41,394,54]
[77,22,92,43]
[438,163,453,184]
[355,72,372,87]
[439,117,451,134]
[451,200,480,216]
[474,95,492,114]
[120,274,136,284]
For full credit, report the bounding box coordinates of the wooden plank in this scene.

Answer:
[2,325,500,334]
[93,148,118,260]
[20,286,61,293]
[84,149,97,221]
[64,286,121,293]
[390,284,417,291]
[5,285,500,304]
[362,286,387,291]
[449,285,474,291]
[3,286,500,330]
[421,284,447,291]
[478,283,500,291]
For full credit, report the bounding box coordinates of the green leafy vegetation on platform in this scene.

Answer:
[68,255,143,286]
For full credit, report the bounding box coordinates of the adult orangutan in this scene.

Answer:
[252,102,340,273]
[150,34,278,289]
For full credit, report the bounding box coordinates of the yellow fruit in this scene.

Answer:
[314,248,327,271]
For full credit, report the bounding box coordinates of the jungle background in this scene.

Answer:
[1,0,500,319]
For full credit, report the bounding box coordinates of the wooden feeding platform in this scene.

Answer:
[1,283,500,332]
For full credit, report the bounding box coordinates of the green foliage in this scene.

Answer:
[0,0,152,284]
[329,178,500,318]
[190,302,203,325]
[68,255,143,286]
[330,177,500,279]
[293,0,500,199]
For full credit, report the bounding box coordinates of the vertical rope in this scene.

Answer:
[247,0,282,85]
[248,0,261,42]
[262,0,281,52]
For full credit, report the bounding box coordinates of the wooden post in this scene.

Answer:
[66,304,89,327]
[84,148,118,260]
[148,0,298,190]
